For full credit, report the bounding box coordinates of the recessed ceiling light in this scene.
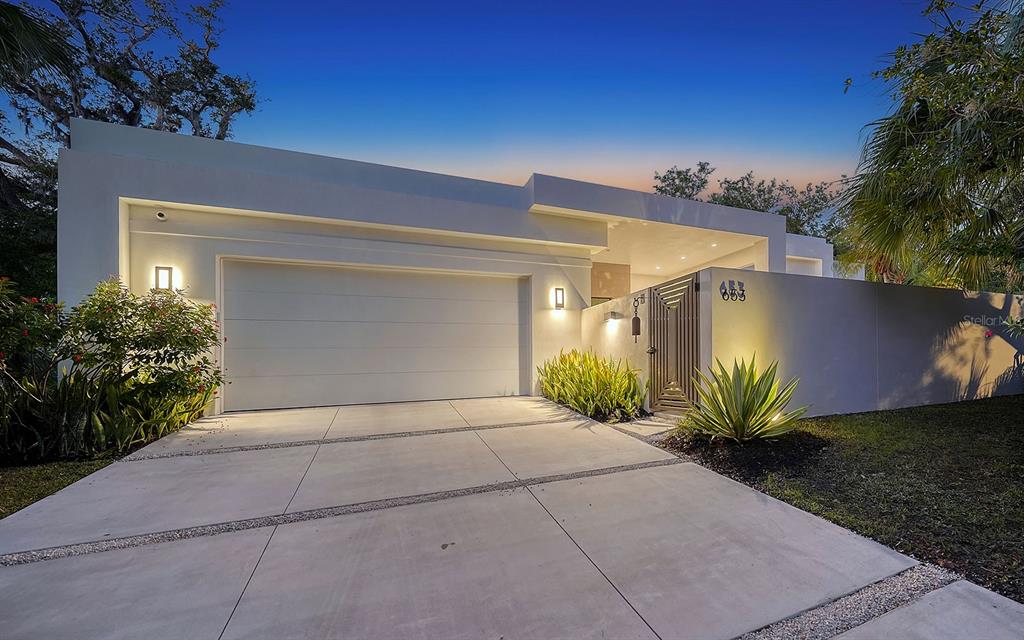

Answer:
[711,243,718,248]
[655,266,661,270]
[680,256,687,260]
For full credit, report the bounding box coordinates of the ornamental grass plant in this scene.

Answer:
[537,349,645,422]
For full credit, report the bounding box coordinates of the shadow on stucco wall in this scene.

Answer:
[901,291,1024,406]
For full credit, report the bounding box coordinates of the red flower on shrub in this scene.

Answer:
[22,329,28,337]
[986,329,994,338]
[29,297,38,304]
[72,354,82,362]
[197,384,206,393]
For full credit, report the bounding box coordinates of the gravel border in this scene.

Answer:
[0,457,683,567]
[740,563,961,640]
[126,415,578,461]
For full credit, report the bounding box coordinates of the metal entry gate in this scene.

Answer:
[648,272,701,414]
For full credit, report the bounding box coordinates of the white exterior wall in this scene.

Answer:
[581,296,652,409]
[58,119,854,413]
[704,267,1024,416]
[785,233,834,278]
[786,256,823,276]
[125,206,590,408]
[528,174,789,273]
[58,121,601,412]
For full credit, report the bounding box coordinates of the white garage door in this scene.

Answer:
[222,261,524,411]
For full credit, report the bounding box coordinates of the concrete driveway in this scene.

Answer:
[0,397,1021,639]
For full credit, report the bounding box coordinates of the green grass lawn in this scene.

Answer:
[0,458,116,519]
[662,395,1024,603]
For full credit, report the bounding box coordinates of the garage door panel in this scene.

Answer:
[224,290,520,324]
[224,320,519,350]
[222,261,525,410]
[225,346,521,378]
[225,262,520,301]
[227,370,521,411]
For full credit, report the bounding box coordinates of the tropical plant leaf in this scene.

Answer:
[683,354,807,442]
[537,349,646,422]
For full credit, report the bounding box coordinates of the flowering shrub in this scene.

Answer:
[70,280,222,399]
[0,278,222,462]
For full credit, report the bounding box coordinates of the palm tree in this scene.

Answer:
[0,1,76,76]
[840,2,1024,290]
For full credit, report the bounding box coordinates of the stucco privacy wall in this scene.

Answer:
[581,295,652,406]
[703,268,1024,416]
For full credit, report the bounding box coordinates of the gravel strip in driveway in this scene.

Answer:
[127,417,568,461]
[0,457,684,567]
[742,563,960,640]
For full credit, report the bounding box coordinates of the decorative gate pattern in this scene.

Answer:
[648,272,701,414]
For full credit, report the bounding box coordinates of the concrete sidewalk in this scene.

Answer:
[0,397,1020,639]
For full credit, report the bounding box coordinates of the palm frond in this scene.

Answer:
[0,2,77,76]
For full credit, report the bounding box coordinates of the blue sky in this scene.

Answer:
[145,2,939,190]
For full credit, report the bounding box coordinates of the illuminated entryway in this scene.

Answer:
[590,218,770,305]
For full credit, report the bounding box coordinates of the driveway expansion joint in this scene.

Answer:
[472,427,667,640]
[739,563,960,640]
[0,457,684,567]
[126,415,578,461]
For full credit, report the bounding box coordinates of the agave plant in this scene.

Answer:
[685,355,806,442]
[537,349,645,422]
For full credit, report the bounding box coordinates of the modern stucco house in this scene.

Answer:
[58,119,1022,416]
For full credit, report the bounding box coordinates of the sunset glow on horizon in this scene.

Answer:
[203,0,933,193]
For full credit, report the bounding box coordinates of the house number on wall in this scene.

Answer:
[719,280,746,301]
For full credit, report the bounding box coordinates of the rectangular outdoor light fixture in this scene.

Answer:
[554,287,565,310]
[155,266,174,290]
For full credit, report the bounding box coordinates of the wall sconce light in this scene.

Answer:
[155,266,174,290]
[554,287,565,310]
[604,311,624,322]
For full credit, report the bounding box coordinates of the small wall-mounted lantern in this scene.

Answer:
[554,287,565,310]
[155,266,174,290]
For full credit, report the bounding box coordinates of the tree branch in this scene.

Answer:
[0,135,34,167]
